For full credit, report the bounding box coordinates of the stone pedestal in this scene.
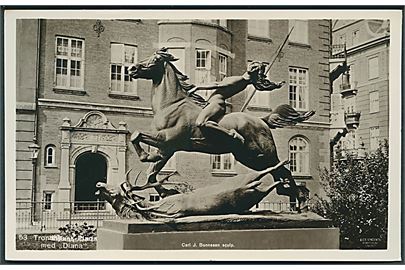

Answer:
[97,212,339,250]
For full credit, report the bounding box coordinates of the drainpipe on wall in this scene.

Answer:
[29,143,40,224]
[30,19,42,222]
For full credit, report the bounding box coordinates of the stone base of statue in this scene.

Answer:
[97,211,339,250]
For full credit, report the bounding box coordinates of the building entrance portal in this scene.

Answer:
[74,152,107,210]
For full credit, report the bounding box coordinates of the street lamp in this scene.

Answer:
[28,143,40,160]
[28,143,40,224]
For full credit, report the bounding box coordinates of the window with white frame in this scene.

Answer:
[370,126,380,151]
[219,54,228,81]
[45,145,56,167]
[248,20,269,37]
[289,137,309,175]
[211,153,235,172]
[195,49,211,98]
[289,67,309,110]
[149,194,160,202]
[55,37,84,89]
[43,192,54,210]
[368,56,379,80]
[370,91,380,113]
[110,43,138,94]
[289,20,309,44]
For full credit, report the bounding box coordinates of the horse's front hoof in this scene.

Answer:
[130,131,141,143]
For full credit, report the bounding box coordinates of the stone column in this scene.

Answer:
[117,121,128,185]
[57,118,72,212]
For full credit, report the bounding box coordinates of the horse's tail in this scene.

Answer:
[261,104,315,129]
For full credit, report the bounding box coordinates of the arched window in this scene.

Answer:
[289,137,309,175]
[45,145,56,167]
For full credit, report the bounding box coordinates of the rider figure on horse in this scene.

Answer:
[187,61,285,143]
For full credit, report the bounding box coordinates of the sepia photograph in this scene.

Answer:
[3,7,403,262]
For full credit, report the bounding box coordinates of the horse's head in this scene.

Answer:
[128,47,179,81]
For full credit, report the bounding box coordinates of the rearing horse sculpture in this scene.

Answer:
[128,48,314,209]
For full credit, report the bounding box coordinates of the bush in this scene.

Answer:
[58,222,97,239]
[312,140,388,249]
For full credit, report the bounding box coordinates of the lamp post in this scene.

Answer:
[28,143,40,224]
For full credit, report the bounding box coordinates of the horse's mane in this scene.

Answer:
[166,61,207,107]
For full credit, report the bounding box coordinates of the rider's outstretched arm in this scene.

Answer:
[187,83,220,95]
[188,75,250,95]
[255,80,286,92]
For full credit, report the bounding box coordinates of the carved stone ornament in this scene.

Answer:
[71,132,117,144]
[74,111,117,130]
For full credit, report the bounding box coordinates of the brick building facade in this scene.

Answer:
[16,19,331,214]
[330,20,389,157]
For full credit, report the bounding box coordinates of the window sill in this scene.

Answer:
[248,35,272,44]
[288,42,311,49]
[53,87,86,96]
[247,105,272,112]
[292,175,312,180]
[108,92,140,101]
[44,165,58,169]
[211,171,237,177]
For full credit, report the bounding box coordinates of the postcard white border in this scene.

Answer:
[4,8,402,261]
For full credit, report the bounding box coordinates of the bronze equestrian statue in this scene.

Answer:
[128,48,314,209]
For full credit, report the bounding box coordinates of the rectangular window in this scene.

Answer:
[149,194,160,202]
[370,91,380,113]
[370,126,380,150]
[55,37,84,89]
[368,56,379,80]
[110,43,138,94]
[195,49,211,99]
[289,67,309,110]
[248,20,269,37]
[219,54,227,81]
[289,20,309,44]
[43,192,53,210]
[211,153,234,172]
